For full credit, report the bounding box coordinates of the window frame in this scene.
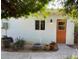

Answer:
[57,21,65,30]
[35,20,45,30]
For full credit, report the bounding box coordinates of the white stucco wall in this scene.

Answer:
[1,16,74,44]
[66,20,74,45]
[2,17,57,44]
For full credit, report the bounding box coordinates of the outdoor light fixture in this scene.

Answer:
[50,19,52,23]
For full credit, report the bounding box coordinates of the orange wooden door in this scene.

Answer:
[57,19,66,43]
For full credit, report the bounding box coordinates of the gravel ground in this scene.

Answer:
[1,44,78,59]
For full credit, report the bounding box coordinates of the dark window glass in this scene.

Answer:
[58,26,64,30]
[35,20,39,30]
[58,22,65,30]
[35,20,45,30]
[58,22,64,25]
[41,20,45,30]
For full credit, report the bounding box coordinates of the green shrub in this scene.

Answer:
[66,55,78,59]
[14,38,26,50]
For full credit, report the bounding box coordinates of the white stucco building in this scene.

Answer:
[1,13,74,45]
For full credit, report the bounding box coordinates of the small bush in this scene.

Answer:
[66,55,78,59]
[74,24,78,44]
[13,38,26,50]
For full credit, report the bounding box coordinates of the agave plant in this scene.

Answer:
[13,37,26,50]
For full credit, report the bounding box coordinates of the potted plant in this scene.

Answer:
[1,35,13,50]
[49,41,58,51]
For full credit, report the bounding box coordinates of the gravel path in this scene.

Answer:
[1,44,78,59]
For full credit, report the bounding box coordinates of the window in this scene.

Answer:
[35,20,45,30]
[58,22,64,25]
[58,22,65,30]
[58,25,65,30]
[41,20,45,30]
[35,20,39,30]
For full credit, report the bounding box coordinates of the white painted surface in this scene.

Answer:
[66,20,74,45]
[1,16,75,44]
[1,17,57,44]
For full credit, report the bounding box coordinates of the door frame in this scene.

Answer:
[56,19,67,43]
